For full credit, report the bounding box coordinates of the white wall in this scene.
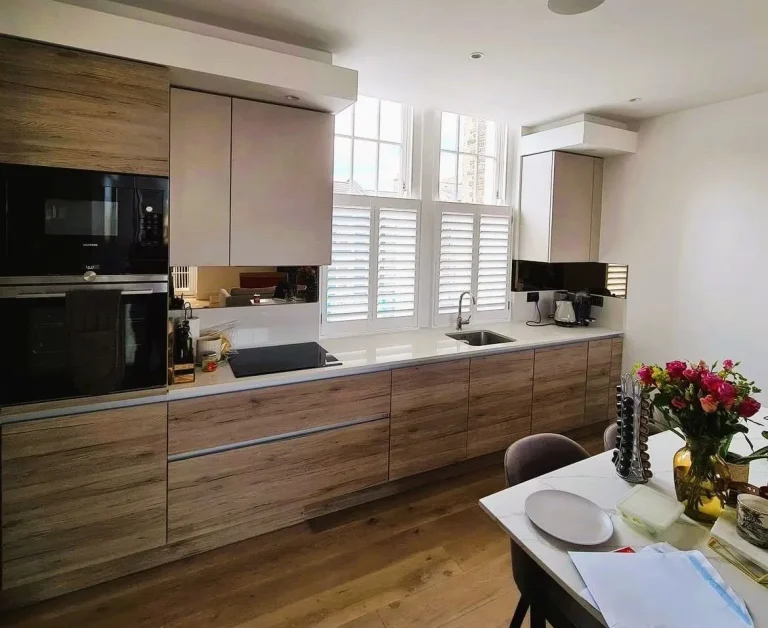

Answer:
[601,90,768,396]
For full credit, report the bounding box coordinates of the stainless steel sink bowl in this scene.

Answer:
[446,330,516,346]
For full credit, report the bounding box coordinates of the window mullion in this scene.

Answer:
[370,202,380,327]
[471,210,481,303]
[349,104,356,195]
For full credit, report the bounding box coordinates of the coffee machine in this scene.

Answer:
[572,290,595,327]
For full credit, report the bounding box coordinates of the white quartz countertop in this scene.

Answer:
[480,428,768,627]
[168,322,622,401]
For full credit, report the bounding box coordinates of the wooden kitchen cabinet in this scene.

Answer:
[169,371,391,455]
[389,360,470,480]
[467,351,534,457]
[608,337,624,418]
[230,98,333,266]
[519,151,603,262]
[0,36,169,175]
[585,339,613,425]
[170,88,232,266]
[168,418,389,543]
[1,404,167,591]
[531,343,588,433]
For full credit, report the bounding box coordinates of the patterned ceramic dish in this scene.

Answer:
[736,493,768,548]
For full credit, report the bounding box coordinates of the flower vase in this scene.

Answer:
[673,437,731,524]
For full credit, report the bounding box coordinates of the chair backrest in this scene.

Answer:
[603,422,618,453]
[504,433,589,488]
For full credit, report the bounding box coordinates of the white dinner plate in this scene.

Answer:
[525,489,614,545]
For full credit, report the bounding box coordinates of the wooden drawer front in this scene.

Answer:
[585,340,613,425]
[168,419,389,543]
[608,337,624,418]
[468,351,534,458]
[1,404,167,590]
[0,36,169,175]
[389,360,470,480]
[169,372,391,455]
[532,343,588,434]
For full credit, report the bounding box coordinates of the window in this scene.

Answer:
[439,112,506,204]
[323,194,420,334]
[606,264,629,298]
[171,265,196,295]
[434,204,510,325]
[333,96,412,197]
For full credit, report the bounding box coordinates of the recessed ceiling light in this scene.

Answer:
[547,0,605,15]
[469,52,485,60]
[286,95,301,101]
[629,97,642,102]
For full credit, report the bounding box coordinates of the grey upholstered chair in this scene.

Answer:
[504,433,590,628]
[603,422,618,452]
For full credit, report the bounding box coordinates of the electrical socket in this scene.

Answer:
[527,291,540,303]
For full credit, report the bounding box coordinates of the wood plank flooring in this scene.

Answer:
[4,430,605,628]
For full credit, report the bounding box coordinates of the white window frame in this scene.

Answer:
[334,98,414,197]
[438,112,507,205]
[171,265,197,295]
[432,201,511,328]
[321,194,422,337]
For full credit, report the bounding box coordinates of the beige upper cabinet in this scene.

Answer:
[230,99,333,266]
[519,151,603,263]
[170,88,232,266]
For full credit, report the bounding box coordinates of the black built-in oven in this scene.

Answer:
[0,281,168,406]
[0,163,168,280]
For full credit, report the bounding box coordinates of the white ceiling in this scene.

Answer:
[110,0,768,126]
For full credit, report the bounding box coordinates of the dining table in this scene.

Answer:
[480,427,768,627]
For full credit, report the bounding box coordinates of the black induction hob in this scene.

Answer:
[228,342,342,378]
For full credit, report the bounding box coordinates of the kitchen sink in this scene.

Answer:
[446,330,516,346]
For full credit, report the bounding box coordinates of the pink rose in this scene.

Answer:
[637,365,654,386]
[737,397,761,418]
[701,373,724,393]
[671,396,687,410]
[722,359,734,371]
[700,395,719,414]
[682,368,700,383]
[666,361,687,379]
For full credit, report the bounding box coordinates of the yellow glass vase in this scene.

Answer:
[673,438,731,524]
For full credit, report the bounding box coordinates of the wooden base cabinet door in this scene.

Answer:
[585,339,613,425]
[531,343,588,434]
[389,360,470,480]
[1,405,167,591]
[608,337,624,413]
[468,351,533,457]
[168,419,389,545]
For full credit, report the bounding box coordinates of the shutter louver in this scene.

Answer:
[438,212,474,314]
[326,206,371,322]
[377,208,417,319]
[606,264,629,297]
[477,214,509,311]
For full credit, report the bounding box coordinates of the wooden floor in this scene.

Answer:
[5,432,604,628]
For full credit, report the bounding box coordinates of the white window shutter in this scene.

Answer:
[476,214,509,311]
[437,212,474,315]
[377,208,417,319]
[607,264,629,297]
[326,206,371,322]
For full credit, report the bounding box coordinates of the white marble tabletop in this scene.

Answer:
[480,429,768,627]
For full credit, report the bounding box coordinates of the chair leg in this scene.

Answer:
[509,597,528,628]
[530,600,546,628]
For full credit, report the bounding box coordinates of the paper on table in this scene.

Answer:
[570,550,754,628]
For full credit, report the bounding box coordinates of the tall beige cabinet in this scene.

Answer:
[170,89,232,266]
[518,151,603,263]
[169,90,334,267]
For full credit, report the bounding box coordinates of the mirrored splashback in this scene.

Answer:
[170,266,319,310]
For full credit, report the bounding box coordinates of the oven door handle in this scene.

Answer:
[121,289,154,295]
[14,292,67,299]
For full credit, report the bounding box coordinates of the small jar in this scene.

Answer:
[201,352,218,373]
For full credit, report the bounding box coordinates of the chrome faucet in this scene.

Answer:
[456,291,476,330]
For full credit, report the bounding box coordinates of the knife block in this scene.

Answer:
[612,373,653,483]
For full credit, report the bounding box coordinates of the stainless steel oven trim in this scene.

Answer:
[0,282,168,298]
[0,275,169,286]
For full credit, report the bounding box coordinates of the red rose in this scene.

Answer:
[701,373,724,393]
[637,366,654,386]
[700,395,719,414]
[722,359,734,371]
[682,368,700,383]
[716,381,737,407]
[671,396,687,410]
[737,397,761,418]
[666,361,687,379]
